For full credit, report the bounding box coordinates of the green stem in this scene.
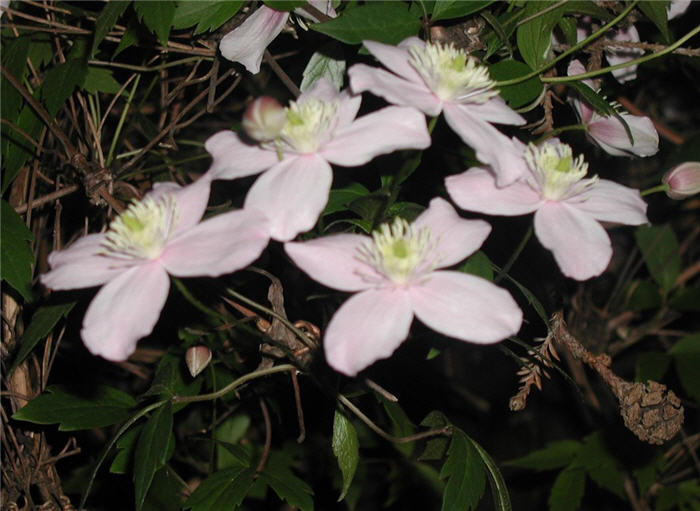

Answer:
[172,277,229,323]
[106,73,140,168]
[641,183,670,197]
[495,225,533,284]
[495,1,639,87]
[172,364,298,404]
[535,123,588,144]
[542,24,700,84]
[427,115,438,134]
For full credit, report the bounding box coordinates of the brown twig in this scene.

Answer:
[255,398,272,474]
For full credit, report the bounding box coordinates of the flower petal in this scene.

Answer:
[204,130,280,181]
[534,202,612,280]
[81,262,170,361]
[285,235,378,292]
[41,234,129,290]
[462,97,525,126]
[364,38,425,83]
[244,154,332,241]
[324,288,413,376]
[149,177,212,234]
[443,105,528,186]
[219,6,289,74]
[606,25,642,83]
[161,208,270,277]
[348,64,442,116]
[446,167,542,216]
[321,106,430,166]
[410,271,522,343]
[573,179,648,225]
[589,113,659,157]
[412,197,491,268]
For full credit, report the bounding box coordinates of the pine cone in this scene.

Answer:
[615,380,684,445]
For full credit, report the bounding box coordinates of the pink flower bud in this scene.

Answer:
[662,162,700,200]
[185,346,212,377]
[242,96,286,142]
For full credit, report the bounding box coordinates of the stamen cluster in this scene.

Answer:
[278,98,339,153]
[525,141,598,201]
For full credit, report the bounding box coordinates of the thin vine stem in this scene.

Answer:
[172,277,229,324]
[641,183,669,197]
[535,123,588,144]
[106,73,140,167]
[495,225,533,284]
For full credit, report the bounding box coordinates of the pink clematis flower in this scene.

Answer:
[348,37,527,186]
[568,60,658,157]
[445,139,648,281]
[204,78,431,241]
[220,1,335,74]
[40,178,270,361]
[284,197,522,376]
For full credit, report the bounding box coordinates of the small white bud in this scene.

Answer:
[185,346,212,377]
[242,96,286,142]
[662,162,700,200]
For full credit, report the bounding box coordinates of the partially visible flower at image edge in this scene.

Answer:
[284,197,523,376]
[446,139,648,281]
[663,161,700,199]
[40,178,270,361]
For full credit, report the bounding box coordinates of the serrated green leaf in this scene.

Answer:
[457,251,494,281]
[259,451,314,511]
[300,48,346,93]
[216,414,251,470]
[548,467,585,511]
[114,22,140,57]
[311,3,422,45]
[143,466,182,511]
[469,435,511,511]
[490,58,543,108]
[10,302,75,373]
[332,411,359,501]
[440,429,486,511]
[185,466,256,511]
[635,225,681,294]
[558,16,578,46]
[134,402,174,511]
[382,399,415,457]
[134,1,176,46]
[639,1,670,42]
[12,385,136,430]
[323,182,370,216]
[41,57,88,119]
[83,67,122,94]
[418,412,449,461]
[571,432,624,498]
[110,425,142,474]
[92,1,130,55]
[172,1,243,34]
[636,351,672,383]
[516,1,565,69]
[505,440,581,470]
[143,350,202,412]
[1,200,34,301]
[386,201,424,222]
[430,0,494,22]
[669,333,700,401]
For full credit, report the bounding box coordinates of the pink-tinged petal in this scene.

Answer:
[572,179,648,225]
[244,154,332,241]
[321,106,430,166]
[534,202,612,280]
[410,271,522,343]
[324,287,413,376]
[161,208,269,277]
[463,97,525,126]
[589,113,659,157]
[204,131,280,181]
[668,0,690,19]
[443,105,528,186]
[41,234,130,290]
[81,263,169,361]
[348,64,442,116]
[219,6,289,74]
[285,235,378,292]
[303,78,361,128]
[412,197,491,268]
[567,59,595,90]
[446,167,542,216]
[363,38,424,83]
[296,0,336,21]
[142,177,211,234]
[606,26,642,83]
[336,90,362,130]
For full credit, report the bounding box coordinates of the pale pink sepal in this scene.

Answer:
[606,26,642,83]
[150,177,212,234]
[410,271,522,343]
[204,130,280,181]
[324,288,414,376]
[363,39,424,84]
[588,113,659,157]
[574,179,648,225]
[219,6,289,74]
[81,263,170,361]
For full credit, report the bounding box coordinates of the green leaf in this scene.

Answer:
[548,467,585,511]
[639,1,670,42]
[259,451,314,511]
[633,453,665,496]
[1,200,34,301]
[311,3,422,45]
[572,432,624,498]
[185,466,256,511]
[110,425,142,474]
[558,16,578,46]
[323,182,370,216]
[83,67,122,94]
[41,57,88,119]
[300,48,346,93]
[216,414,251,470]
[382,399,415,457]
[625,280,662,311]
[469,436,511,511]
[669,286,700,311]
[516,1,565,69]
[418,411,449,461]
[263,0,306,11]
[669,333,700,401]
[134,402,174,511]
[490,58,543,108]
[92,1,130,55]
[143,466,183,511]
[172,1,243,34]
[332,411,359,501]
[134,1,176,46]
[1,36,30,129]
[430,0,494,22]
[440,429,486,511]
[635,225,681,294]
[12,385,136,430]
[457,251,494,281]
[386,201,424,222]
[500,271,548,326]
[143,350,202,412]
[636,351,671,383]
[1,102,43,193]
[505,440,581,470]
[10,302,75,373]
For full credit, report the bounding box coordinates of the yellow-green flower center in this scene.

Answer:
[100,195,179,260]
[524,141,598,201]
[408,42,498,103]
[278,98,339,153]
[356,217,437,285]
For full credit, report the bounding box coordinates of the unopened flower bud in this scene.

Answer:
[662,161,700,199]
[185,346,212,377]
[242,96,286,142]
